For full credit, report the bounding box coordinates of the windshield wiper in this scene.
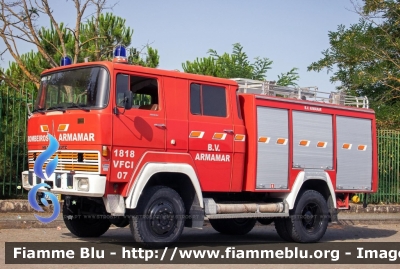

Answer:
[66,102,90,111]
[32,108,46,114]
[47,105,66,112]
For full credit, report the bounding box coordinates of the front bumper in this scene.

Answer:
[22,171,106,197]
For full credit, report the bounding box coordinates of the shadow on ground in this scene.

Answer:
[61,223,399,244]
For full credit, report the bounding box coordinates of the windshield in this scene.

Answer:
[34,67,110,111]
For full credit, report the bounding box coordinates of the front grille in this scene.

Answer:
[44,180,53,188]
[28,150,100,174]
[67,174,73,187]
[55,173,62,187]
[28,172,33,185]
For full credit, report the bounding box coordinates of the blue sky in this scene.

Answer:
[1,0,361,93]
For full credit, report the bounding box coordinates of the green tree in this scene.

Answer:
[128,46,160,68]
[0,0,159,91]
[308,0,400,128]
[0,0,102,87]
[79,12,133,62]
[277,68,300,87]
[182,43,299,85]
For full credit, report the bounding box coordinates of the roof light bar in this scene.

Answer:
[113,45,128,63]
[60,56,72,66]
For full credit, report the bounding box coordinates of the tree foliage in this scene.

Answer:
[308,0,400,129]
[182,43,299,86]
[128,46,160,68]
[277,68,300,87]
[0,0,159,92]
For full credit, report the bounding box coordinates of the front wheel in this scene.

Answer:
[209,218,256,235]
[286,190,329,243]
[129,186,185,247]
[257,218,274,226]
[63,201,111,237]
[109,216,129,228]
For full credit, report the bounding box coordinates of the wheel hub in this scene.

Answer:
[148,201,176,235]
[301,203,321,231]
[303,210,314,225]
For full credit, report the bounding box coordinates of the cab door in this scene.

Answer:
[188,83,233,191]
[111,72,165,182]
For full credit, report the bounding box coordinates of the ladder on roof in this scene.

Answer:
[231,78,369,109]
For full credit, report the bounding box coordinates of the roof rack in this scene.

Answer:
[231,78,369,109]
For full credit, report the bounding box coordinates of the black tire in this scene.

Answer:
[129,186,185,247]
[274,217,293,242]
[209,218,256,235]
[63,203,111,237]
[257,218,274,225]
[286,190,329,243]
[109,216,130,228]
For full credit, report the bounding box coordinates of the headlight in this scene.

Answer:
[22,173,29,187]
[77,178,89,191]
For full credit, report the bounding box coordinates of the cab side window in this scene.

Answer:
[190,83,226,117]
[116,74,129,107]
[116,74,159,110]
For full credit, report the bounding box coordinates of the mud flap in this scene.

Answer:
[328,195,338,223]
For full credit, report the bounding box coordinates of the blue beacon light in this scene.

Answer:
[113,45,128,63]
[60,56,72,66]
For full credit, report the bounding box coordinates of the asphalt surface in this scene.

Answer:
[1,222,400,244]
[1,209,400,229]
[1,199,400,268]
[1,223,400,269]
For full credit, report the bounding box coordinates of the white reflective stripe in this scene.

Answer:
[189,131,205,138]
[298,140,310,147]
[58,124,70,132]
[276,138,288,145]
[235,134,246,142]
[258,136,270,143]
[212,133,227,140]
[125,163,203,209]
[40,125,49,132]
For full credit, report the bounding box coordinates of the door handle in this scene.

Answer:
[154,123,166,129]
[224,129,234,134]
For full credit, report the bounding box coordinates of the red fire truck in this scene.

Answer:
[22,50,377,246]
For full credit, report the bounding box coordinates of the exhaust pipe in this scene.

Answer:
[216,202,284,214]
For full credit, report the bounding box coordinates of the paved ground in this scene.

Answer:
[1,211,400,229]
[1,220,400,242]
[1,200,400,268]
[1,223,400,268]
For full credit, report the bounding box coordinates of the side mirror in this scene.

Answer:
[124,91,133,109]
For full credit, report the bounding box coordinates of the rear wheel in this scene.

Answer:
[209,218,256,235]
[129,186,185,247]
[286,190,329,243]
